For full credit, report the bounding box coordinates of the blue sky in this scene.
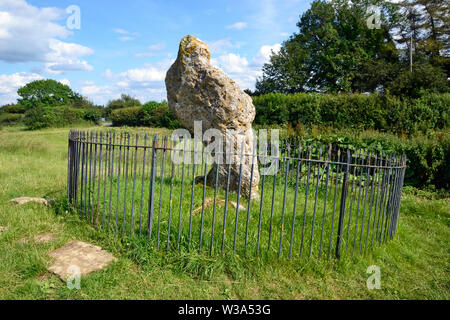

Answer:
[0,0,311,105]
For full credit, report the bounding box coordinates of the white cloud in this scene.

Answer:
[148,42,166,50]
[113,28,139,41]
[207,38,245,54]
[253,44,281,65]
[0,72,44,105]
[58,78,71,86]
[118,36,134,42]
[113,28,128,35]
[0,0,93,74]
[135,42,166,57]
[226,22,248,30]
[211,44,281,90]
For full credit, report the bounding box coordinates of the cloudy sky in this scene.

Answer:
[0,0,311,106]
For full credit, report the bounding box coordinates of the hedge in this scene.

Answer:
[111,104,181,129]
[252,92,450,135]
[276,125,450,190]
[0,113,22,125]
[24,106,101,130]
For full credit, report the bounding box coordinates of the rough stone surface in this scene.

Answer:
[9,197,53,206]
[48,241,116,281]
[165,35,260,199]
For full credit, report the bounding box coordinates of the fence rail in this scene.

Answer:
[67,129,406,259]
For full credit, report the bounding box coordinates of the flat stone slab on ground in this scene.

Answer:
[48,241,116,281]
[9,197,52,206]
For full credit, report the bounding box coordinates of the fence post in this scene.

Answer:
[68,130,73,203]
[147,135,158,240]
[336,149,351,259]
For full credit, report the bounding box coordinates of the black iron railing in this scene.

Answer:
[67,130,406,259]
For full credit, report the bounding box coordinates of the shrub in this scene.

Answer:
[111,104,181,129]
[111,106,141,126]
[0,113,23,125]
[0,104,26,114]
[24,106,98,130]
[282,124,450,190]
[252,92,450,135]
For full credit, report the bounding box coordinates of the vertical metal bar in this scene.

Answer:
[359,152,373,254]
[300,145,312,258]
[327,147,342,259]
[221,164,231,254]
[102,132,110,229]
[210,162,220,255]
[364,154,378,253]
[157,136,168,248]
[138,134,148,234]
[129,134,139,236]
[177,138,188,249]
[344,149,360,254]
[67,131,72,202]
[244,142,256,255]
[379,155,392,244]
[335,149,351,259]
[85,131,92,218]
[289,142,302,259]
[353,151,367,254]
[80,132,86,214]
[114,133,124,234]
[256,157,266,255]
[318,145,332,260]
[267,153,277,251]
[147,135,158,240]
[94,132,103,227]
[167,154,176,251]
[90,132,98,223]
[370,154,384,246]
[199,143,209,252]
[309,146,322,257]
[233,142,244,253]
[278,145,290,258]
[107,132,116,229]
[187,135,197,250]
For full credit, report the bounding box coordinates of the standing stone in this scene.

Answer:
[165,35,259,199]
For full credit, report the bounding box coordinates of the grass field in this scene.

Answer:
[0,125,449,299]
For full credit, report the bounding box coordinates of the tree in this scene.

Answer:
[256,0,400,94]
[105,94,141,118]
[256,0,449,96]
[396,0,450,77]
[17,79,81,109]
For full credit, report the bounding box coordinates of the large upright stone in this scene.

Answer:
[165,35,259,199]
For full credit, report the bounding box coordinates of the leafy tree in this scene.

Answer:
[17,79,81,109]
[105,94,141,118]
[256,0,449,96]
[256,0,400,94]
[396,0,450,77]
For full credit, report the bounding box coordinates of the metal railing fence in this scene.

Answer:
[67,130,406,259]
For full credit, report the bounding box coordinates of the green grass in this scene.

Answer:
[0,126,448,299]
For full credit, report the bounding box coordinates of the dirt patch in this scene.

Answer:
[34,233,56,243]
